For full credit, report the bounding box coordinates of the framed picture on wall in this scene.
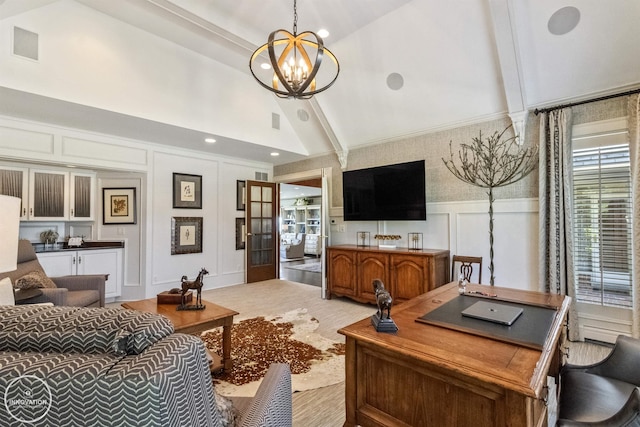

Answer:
[173,173,202,209]
[103,188,137,224]
[236,180,246,211]
[171,217,203,255]
[235,217,245,250]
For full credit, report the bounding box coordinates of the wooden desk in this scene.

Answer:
[121,298,238,372]
[338,282,569,427]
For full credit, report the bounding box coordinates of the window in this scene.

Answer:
[572,130,632,308]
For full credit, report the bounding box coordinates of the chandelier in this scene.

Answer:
[249,0,340,99]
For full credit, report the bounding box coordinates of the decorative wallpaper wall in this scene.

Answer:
[274,98,628,210]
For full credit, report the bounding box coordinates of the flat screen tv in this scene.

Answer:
[342,160,426,221]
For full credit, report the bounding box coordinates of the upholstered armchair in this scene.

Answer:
[0,240,105,307]
[557,335,640,426]
[280,233,305,259]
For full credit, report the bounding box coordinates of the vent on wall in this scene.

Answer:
[272,113,280,130]
[255,172,268,181]
[13,26,39,61]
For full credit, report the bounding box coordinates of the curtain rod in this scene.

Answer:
[533,87,640,115]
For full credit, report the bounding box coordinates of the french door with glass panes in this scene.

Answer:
[246,180,277,283]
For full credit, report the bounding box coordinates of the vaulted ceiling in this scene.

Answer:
[1,0,639,166]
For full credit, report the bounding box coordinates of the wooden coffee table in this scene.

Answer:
[121,298,238,372]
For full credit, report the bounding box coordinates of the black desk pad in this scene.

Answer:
[416,295,557,350]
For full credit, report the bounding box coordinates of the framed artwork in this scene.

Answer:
[236,180,246,211]
[235,217,245,250]
[103,188,136,224]
[173,173,202,209]
[171,217,203,255]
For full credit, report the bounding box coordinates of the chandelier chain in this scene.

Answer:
[292,0,298,35]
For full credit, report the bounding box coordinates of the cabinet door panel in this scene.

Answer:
[79,249,121,298]
[37,252,76,277]
[358,253,388,302]
[391,254,428,301]
[30,170,69,220]
[70,173,94,220]
[0,166,29,219]
[328,250,357,296]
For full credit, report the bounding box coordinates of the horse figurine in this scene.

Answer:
[371,279,398,332]
[179,268,208,310]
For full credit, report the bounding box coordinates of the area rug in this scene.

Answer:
[201,308,345,397]
[283,261,322,273]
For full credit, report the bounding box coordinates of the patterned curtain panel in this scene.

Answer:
[629,94,640,338]
[539,108,579,341]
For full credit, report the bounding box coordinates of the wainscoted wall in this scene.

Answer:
[0,115,272,300]
[328,198,539,290]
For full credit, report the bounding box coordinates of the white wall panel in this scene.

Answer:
[0,125,54,153]
[62,137,147,167]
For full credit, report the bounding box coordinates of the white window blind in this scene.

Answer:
[572,140,632,308]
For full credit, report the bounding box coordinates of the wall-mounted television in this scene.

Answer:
[342,160,426,221]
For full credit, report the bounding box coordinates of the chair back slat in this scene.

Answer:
[451,255,482,284]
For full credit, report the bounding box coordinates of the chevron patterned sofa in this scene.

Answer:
[0,305,292,427]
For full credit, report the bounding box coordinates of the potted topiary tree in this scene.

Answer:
[442,125,538,285]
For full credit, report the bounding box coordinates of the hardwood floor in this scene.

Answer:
[112,280,613,427]
[279,257,322,287]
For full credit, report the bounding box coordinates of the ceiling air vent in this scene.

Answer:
[13,26,39,61]
[255,172,268,181]
[271,113,280,130]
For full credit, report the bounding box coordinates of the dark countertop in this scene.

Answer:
[33,241,125,253]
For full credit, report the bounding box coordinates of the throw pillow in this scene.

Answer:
[215,391,240,427]
[14,271,57,290]
[0,277,15,305]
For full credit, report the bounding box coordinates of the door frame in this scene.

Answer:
[274,168,332,298]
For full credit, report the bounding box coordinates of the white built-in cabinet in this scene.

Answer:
[37,248,123,298]
[0,164,95,221]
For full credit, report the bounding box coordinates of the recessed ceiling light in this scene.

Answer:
[204,137,216,143]
[387,73,404,90]
[297,109,310,122]
[548,6,580,35]
[270,152,280,156]
[261,62,271,70]
[317,29,329,38]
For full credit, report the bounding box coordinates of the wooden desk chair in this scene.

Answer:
[451,255,482,284]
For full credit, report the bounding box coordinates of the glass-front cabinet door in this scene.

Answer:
[29,169,69,220]
[70,172,95,221]
[0,166,29,220]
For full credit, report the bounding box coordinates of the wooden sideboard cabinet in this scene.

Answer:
[327,245,450,304]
